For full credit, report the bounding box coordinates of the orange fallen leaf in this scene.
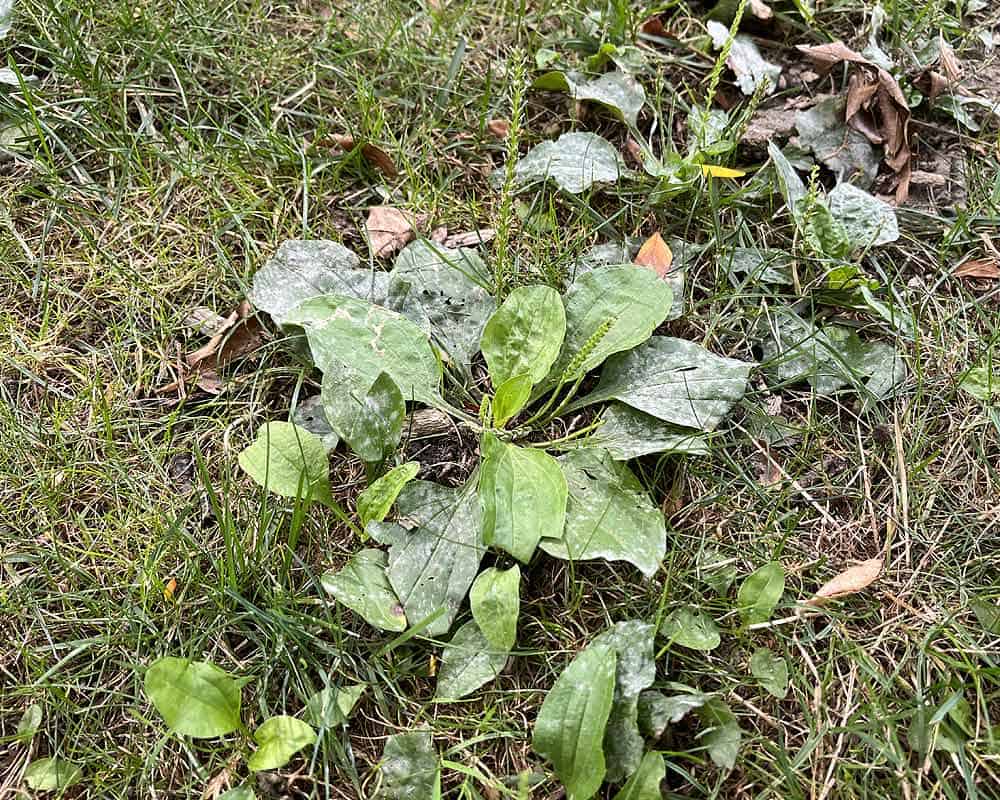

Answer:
[328,134,398,177]
[634,232,673,278]
[639,15,666,37]
[164,578,177,601]
[954,258,1000,280]
[701,163,747,179]
[805,558,882,606]
[366,206,425,258]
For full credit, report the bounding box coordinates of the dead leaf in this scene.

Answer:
[486,119,510,138]
[914,70,949,103]
[797,42,912,202]
[365,206,426,258]
[954,258,1000,279]
[443,228,496,248]
[186,301,263,371]
[639,15,667,37]
[328,134,399,177]
[431,225,449,244]
[624,137,644,166]
[742,106,797,146]
[183,307,229,334]
[805,558,882,606]
[749,0,773,20]
[634,232,673,278]
[938,37,962,82]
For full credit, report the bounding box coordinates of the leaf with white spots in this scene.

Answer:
[534,70,646,126]
[707,20,780,95]
[321,549,407,632]
[590,403,710,460]
[501,132,624,194]
[795,98,879,189]
[290,396,339,453]
[827,182,899,248]
[435,618,509,701]
[378,731,439,799]
[321,370,404,463]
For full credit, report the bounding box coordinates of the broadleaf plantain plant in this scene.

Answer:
[239,237,754,704]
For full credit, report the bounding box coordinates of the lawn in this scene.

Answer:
[2,0,999,798]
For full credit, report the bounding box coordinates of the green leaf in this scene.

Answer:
[551,266,673,385]
[591,403,710,460]
[387,481,484,636]
[533,70,645,126]
[143,657,242,739]
[218,788,256,800]
[247,715,316,772]
[611,751,665,800]
[23,758,83,791]
[321,548,407,632]
[795,98,878,189]
[492,373,533,428]
[798,197,850,259]
[724,247,793,286]
[532,643,617,800]
[737,562,785,625]
[570,337,752,432]
[251,239,388,325]
[959,366,1000,402]
[283,294,441,405]
[660,607,721,651]
[291,396,339,453]
[750,648,789,699]
[698,698,742,770]
[378,731,439,799]
[388,240,495,367]
[479,433,567,563]
[16,703,42,742]
[357,462,420,527]
[501,132,624,195]
[592,621,656,783]
[238,422,333,507]
[481,285,566,388]
[971,598,1000,634]
[637,689,710,739]
[541,448,665,577]
[322,370,404,463]
[706,20,780,96]
[305,684,367,727]
[469,566,521,651]
[767,142,806,213]
[434,619,509,701]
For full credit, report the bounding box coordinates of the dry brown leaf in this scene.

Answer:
[938,37,962,82]
[914,70,949,103]
[366,206,425,258]
[486,119,510,138]
[328,134,399,177]
[444,228,496,248]
[797,42,912,202]
[186,301,263,371]
[954,258,1000,280]
[639,15,667,37]
[805,558,882,606]
[634,232,673,278]
[624,137,644,166]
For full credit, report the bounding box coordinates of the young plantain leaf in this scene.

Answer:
[533,70,645,126]
[532,643,617,800]
[492,373,533,427]
[469,565,520,651]
[247,715,316,772]
[321,549,408,632]
[434,618,509,701]
[569,337,753,432]
[23,758,83,791]
[611,751,665,800]
[143,657,242,738]
[357,461,420,527]
[282,294,441,405]
[737,562,785,625]
[378,731,439,799]
[305,683,367,728]
[479,433,567,563]
[698,698,742,770]
[238,422,333,507]
[540,448,665,577]
[481,285,566,388]
[660,607,721,651]
[321,370,404,463]
[750,647,789,699]
[387,481,484,636]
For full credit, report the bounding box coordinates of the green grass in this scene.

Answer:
[3,0,1000,798]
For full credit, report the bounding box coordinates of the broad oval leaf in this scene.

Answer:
[291,395,339,453]
[532,643,617,800]
[435,618,509,701]
[570,337,753,432]
[143,657,242,738]
[533,70,646,127]
[321,370,404,463]
[23,758,83,791]
[16,704,42,742]
[388,240,495,367]
[750,647,788,699]
[305,683,367,728]
[379,731,439,799]
[540,448,665,577]
[611,751,665,800]
[357,462,420,527]
[698,698,742,770]
[479,433,567,563]
[321,549,407,632]
[501,131,623,195]
[218,788,256,800]
[591,403,710,460]
[251,239,388,325]
[492,373,533,428]
[637,689,710,739]
[737,562,785,625]
[660,607,721,651]
[469,566,521,651]
[387,481,484,636]
[247,715,316,772]
[481,285,566,388]
[282,294,441,405]
[238,422,332,506]
[550,266,673,386]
